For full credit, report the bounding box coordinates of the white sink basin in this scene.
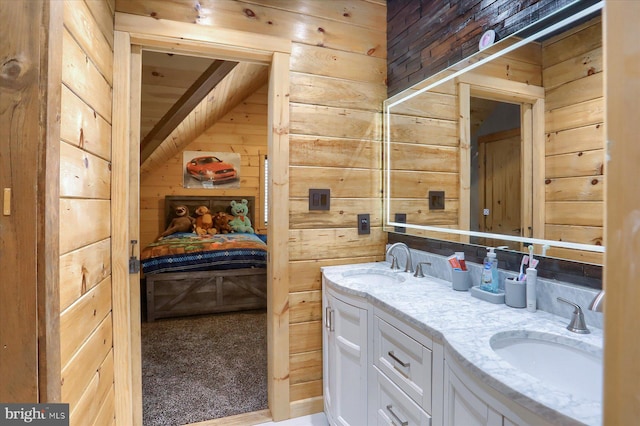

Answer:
[341,268,406,284]
[490,331,602,402]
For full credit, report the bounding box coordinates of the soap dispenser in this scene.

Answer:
[480,247,499,293]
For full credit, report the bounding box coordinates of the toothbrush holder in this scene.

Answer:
[504,277,526,308]
[451,270,471,291]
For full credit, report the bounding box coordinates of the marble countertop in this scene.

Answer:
[322,261,603,426]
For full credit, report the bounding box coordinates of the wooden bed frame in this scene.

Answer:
[143,196,267,321]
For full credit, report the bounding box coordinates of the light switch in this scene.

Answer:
[309,189,330,211]
[429,191,445,210]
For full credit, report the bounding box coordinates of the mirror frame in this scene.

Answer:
[383,0,605,256]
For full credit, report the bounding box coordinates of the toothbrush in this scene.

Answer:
[528,245,535,266]
[518,255,529,281]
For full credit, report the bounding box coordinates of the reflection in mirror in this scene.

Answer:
[384,2,604,265]
[472,99,521,250]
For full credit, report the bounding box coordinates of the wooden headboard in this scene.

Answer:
[164,196,256,228]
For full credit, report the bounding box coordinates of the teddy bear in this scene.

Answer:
[193,205,217,236]
[158,205,195,239]
[229,199,254,233]
[212,211,234,234]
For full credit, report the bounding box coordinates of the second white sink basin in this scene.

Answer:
[341,268,406,285]
[490,331,602,402]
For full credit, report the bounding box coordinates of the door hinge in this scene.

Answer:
[129,239,140,273]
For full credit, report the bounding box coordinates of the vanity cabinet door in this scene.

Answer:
[324,288,368,426]
[443,360,502,426]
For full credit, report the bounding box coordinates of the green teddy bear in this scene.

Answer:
[229,199,255,233]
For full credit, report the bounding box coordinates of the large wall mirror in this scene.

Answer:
[384,1,604,265]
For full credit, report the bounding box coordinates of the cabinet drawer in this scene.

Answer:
[373,367,432,426]
[374,316,432,413]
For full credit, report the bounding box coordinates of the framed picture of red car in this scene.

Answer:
[182,151,241,189]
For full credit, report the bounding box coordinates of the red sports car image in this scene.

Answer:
[185,156,238,183]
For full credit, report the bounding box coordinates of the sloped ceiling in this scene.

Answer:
[139,51,268,175]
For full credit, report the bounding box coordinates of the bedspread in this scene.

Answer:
[141,232,267,274]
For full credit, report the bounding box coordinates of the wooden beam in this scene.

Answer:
[603,2,640,424]
[115,12,292,57]
[140,59,238,162]
[268,51,291,421]
[38,0,63,403]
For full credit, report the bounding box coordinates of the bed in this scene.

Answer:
[141,196,267,321]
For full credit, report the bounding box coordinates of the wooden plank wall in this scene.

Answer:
[117,0,388,415]
[1,0,52,403]
[387,0,569,96]
[139,86,269,248]
[542,17,604,263]
[59,0,116,424]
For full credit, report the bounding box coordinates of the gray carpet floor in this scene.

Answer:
[141,310,268,426]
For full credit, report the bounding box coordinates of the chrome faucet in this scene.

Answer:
[588,290,605,312]
[557,297,590,334]
[386,242,413,273]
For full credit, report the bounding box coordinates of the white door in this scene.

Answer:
[324,289,368,426]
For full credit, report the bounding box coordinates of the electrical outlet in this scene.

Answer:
[357,214,370,235]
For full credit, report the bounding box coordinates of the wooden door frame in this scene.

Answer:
[112,15,291,425]
[458,78,545,243]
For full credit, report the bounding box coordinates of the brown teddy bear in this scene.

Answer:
[212,211,234,234]
[193,205,217,236]
[159,205,195,239]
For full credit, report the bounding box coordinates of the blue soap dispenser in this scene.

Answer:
[480,247,499,293]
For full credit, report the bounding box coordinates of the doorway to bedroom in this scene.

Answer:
[113,20,289,423]
[137,50,269,426]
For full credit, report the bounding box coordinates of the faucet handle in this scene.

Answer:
[414,261,432,278]
[557,297,590,334]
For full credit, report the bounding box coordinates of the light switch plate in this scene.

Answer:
[309,189,330,210]
[429,190,445,210]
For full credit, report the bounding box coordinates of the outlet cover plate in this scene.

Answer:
[357,213,370,235]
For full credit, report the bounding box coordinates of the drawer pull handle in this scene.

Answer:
[329,308,334,331]
[388,350,410,368]
[325,306,331,329]
[386,404,408,426]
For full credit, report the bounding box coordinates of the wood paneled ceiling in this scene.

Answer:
[139,51,268,175]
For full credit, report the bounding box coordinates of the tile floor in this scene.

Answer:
[257,412,328,426]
